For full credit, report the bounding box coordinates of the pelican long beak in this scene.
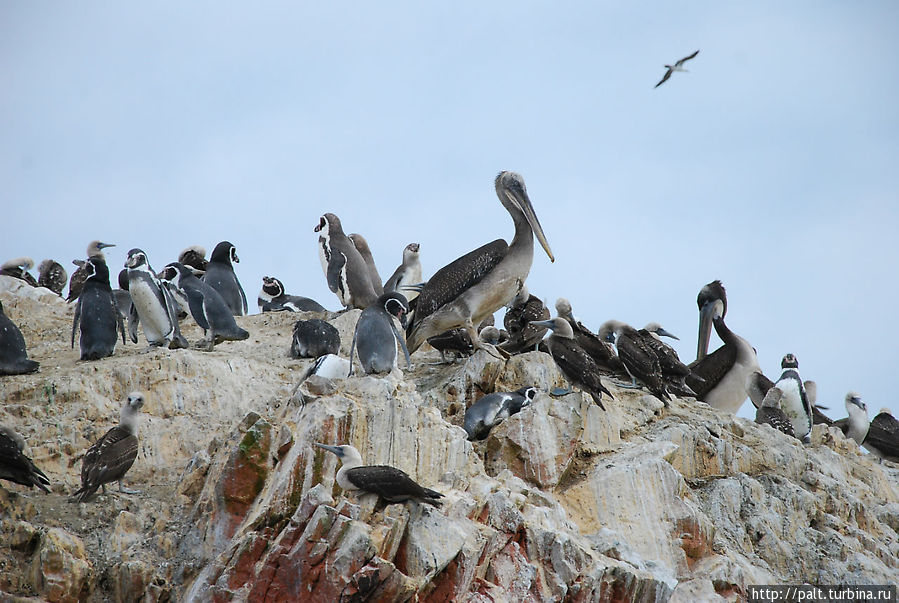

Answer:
[512,189,555,263]
[696,300,723,360]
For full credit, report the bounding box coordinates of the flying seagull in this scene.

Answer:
[655,50,699,88]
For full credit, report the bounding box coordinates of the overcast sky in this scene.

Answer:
[3,2,897,422]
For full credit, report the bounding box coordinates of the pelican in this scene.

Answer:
[686,280,760,413]
[406,171,554,355]
[654,50,699,88]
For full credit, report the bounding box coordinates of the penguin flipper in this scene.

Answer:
[185,288,210,331]
[114,298,127,345]
[326,251,347,296]
[347,327,358,377]
[71,298,82,349]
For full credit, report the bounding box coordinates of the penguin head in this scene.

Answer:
[125,249,149,270]
[159,262,193,288]
[380,292,410,329]
[405,242,420,256]
[261,276,284,297]
[781,353,799,370]
[84,257,109,284]
[516,386,538,404]
[210,241,238,265]
[315,213,341,236]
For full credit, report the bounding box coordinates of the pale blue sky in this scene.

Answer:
[3,3,898,421]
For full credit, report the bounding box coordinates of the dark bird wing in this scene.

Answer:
[654,68,673,88]
[0,429,51,492]
[866,413,899,461]
[73,425,138,502]
[676,50,700,66]
[755,406,795,438]
[325,251,347,296]
[409,239,508,335]
[499,295,549,354]
[617,334,670,404]
[547,337,612,409]
[344,465,444,506]
[687,343,737,399]
[71,297,83,349]
[746,371,775,409]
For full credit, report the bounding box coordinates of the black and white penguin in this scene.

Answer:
[178,245,208,275]
[348,233,384,296]
[770,353,814,442]
[0,301,39,376]
[258,276,327,313]
[315,213,378,310]
[71,256,125,361]
[290,318,340,359]
[202,241,248,316]
[349,292,411,375]
[0,257,38,287]
[464,386,538,440]
[383,243,422,302]
[0,425,50,492]
[160,262,249,350]
[66,241,116,302]
[124,249,188,350]
[37,260,67,296]
[71,392,144,502]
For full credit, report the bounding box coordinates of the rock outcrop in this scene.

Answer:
[1,275,898,601]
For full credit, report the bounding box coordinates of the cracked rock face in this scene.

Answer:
[1,278,899,601]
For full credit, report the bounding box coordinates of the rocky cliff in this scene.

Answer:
[1,275,897,602]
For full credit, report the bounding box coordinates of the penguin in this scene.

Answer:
[71,392,144,502]
[349,292,411,375]
[66,241,116,302]
[0,301,40,375]
[178,245,208,274]
[0,425,51,492]
[71,256,126,361]
[259,276,327,313]
[0,257,38,287]
[160,262,249,350]
[290,318,340,359]
[383,243,422,302]
[770,353,814,442]
[464,386,538,440]
[124,249,188,350]
[37,260,67,296]
[348,233,384,296]
[315,213,378,310]
[202,241,248,316]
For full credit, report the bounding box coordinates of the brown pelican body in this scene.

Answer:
[71,392,144,502]
[315,443,444,507]
[407,172,554,354]
[686,280,760,413]
[316,213,378,310]
[348,233,384,296]
[531,317,613,410]
[498,286,549,355]
[0,425,50,492]
[37,260,67,295]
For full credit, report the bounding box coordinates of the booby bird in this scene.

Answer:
[754,387,795,438]
[654,50,699,88]
[686,280,760,413]
[407,172,554,355]
[125,249,189,350]
[37,260,67,296]
[71,256,126,360]
[0,301,40,375]
[258,276,326,313]
[316,213,378,310]
[424,317,497,362]
[600,320,671,406]
[1,257,38,287]
[464,386,537,440]
[348,233,384,296]
[531,317,613,409]
[349,292,411,375]
[841,392,870,447]
[639,322,698,397]
[160,262,249,350]
[498,286,550,355]
[315,443,444,507]
[555,298,626,375]
[383,243,422,302]
[178,246,208,275]
[0,425,50,492]
[836,395,899,462]
[71,392,144,502]
[202,241,248,316]
[290,318,340,359]
[66,241,116,302]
